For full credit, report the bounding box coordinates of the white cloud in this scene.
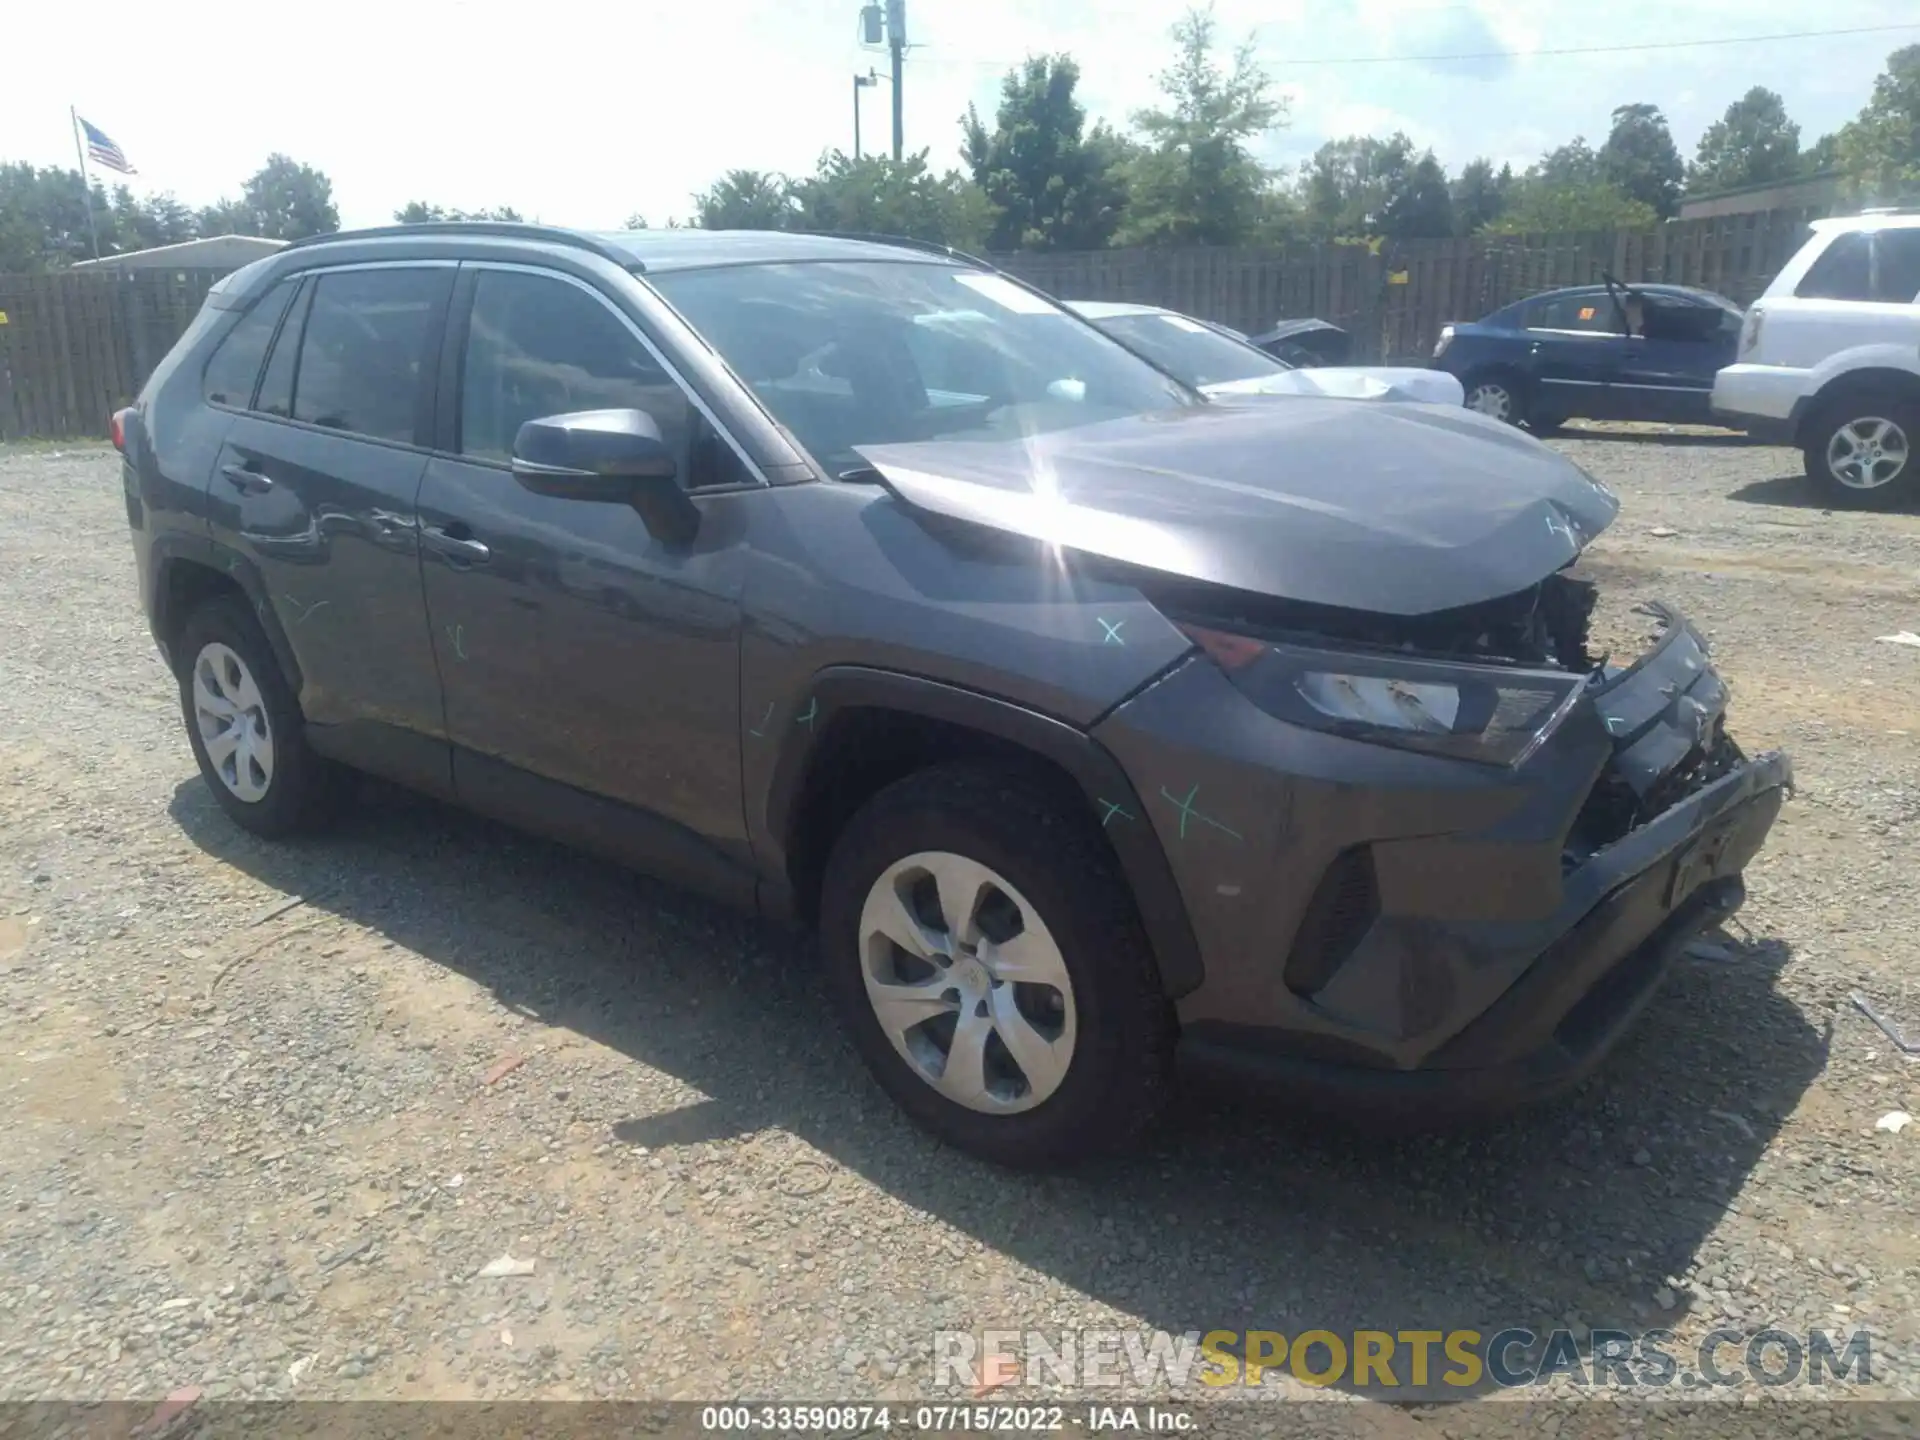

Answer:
[0,0,1907,230]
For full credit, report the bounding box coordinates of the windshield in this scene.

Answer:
[645,261,1195,475]
[1089,312,1287,388]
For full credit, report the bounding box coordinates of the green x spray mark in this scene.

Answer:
[1161,783,1242,841]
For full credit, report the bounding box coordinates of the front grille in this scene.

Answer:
[1284,846,1379,996]
[1565,725,1744,867]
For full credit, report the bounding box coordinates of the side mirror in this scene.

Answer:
[511,408,700,545]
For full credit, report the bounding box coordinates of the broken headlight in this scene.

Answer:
[1180,623,1586,768]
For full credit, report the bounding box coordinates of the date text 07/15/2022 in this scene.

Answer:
[699,1404,1195,1432]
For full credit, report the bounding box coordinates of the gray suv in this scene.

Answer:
[114,225,1791,1167]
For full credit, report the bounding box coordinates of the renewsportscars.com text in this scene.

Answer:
[934,1327,1874,1394]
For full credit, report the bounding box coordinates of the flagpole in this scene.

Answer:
[70,106,101,260]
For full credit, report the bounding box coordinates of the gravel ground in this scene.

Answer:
[1,433,1917,1429]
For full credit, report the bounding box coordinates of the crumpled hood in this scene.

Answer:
[1206,366,1466,407]
[856,399,1619,616]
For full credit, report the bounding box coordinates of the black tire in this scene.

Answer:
[175,594,342,838]
[1801,388,1919,510]
[1461,370,1529,428]
[818,762,1173,1169]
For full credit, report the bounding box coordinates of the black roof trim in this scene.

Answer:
[282,222,644,270]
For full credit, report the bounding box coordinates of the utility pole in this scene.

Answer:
[852,70,878,159]
[857,2,905,160]
[886,0,906,161]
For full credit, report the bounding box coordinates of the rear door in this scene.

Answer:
[207,263,455,792]
[1521,290,1627,420]
[1613,291,1741,423]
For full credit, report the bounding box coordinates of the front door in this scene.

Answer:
[1522,290,1628,421]
[206,263,455,792]
[415,264,757,898]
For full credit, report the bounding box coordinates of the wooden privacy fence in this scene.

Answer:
[997,204,1828,363]
[0,269,222,441]
[0,206,1827,439]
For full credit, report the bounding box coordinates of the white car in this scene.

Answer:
[1067,301,1466,408]
[1711,210,1920,506]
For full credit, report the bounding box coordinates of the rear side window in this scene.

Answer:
[254,281,310,419]
[200,280,297,408]
[1875,230,1920,304]
[290,269,446,442]
[1796,232,1872,301]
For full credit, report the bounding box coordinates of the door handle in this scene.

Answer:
[220,461,274,494]
[422,523,491,565]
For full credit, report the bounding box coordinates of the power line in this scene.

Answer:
[925,20,1919,72]
[1284,20,1920,67]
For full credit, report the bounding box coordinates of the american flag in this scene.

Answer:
[78,117,135,175]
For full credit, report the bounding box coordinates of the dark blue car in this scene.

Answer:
[1431,281,1745,432]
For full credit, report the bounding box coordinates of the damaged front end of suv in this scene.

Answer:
[861,398,1792,1114]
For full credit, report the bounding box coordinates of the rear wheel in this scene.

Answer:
[176,595,341,837]
[818,763,1172,1168]
[1803,391,1917,509]
[1463,373,1526,427]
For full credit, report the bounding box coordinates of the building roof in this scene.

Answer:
[72,235,287,270]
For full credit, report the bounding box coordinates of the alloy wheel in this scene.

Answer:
[1826,416,1910,490]
[1466,381,1514,422]
[857,850,1077,1114]
[193,642,275,803]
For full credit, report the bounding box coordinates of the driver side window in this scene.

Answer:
[459,270,705,478]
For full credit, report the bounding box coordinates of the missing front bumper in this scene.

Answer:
[1176,745,1790,1117]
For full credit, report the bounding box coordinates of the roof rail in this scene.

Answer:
[282,222,644,270]
[810,230,995,270]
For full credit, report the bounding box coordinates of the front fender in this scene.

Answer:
[757,665,1204,999]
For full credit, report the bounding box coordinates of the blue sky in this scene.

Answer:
[6,0,1915,229]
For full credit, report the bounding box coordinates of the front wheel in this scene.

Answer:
[1803,393,1916,509]
[818,763,1173,1168]
[1463,374,1526,427]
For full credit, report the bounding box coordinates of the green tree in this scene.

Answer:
[108,187,197,251]
[789,151,991,248]
[1688,87,1802,193]
[1834,44,1920,202]
[195,198,257,237]
[1485,183,1658,234]
[1299,133,1415,235]
[242,154,338,239]
[1380,152,1454,239]
[1117,4,1286,246]
[691,170,796,230]
[1450,157,1514,234]
[1296,133,1448,238]
[1600,103,1684,218]
[961,54,1131,251]
[1533,137,1606,189]
[0,163,114,269]
[393,202,524,223]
